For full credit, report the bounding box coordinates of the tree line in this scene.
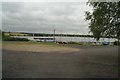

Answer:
[2,31,116,38]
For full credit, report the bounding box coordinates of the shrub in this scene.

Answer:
[114,41,119,45]
[3,36,29,41]
[68,42,77,44]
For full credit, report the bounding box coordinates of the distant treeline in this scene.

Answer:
[2,31,116,38]
[3,37,29,41]
[23,33,115,38]
[2,32,29,41]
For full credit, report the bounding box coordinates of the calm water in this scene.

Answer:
[13,36,117,42]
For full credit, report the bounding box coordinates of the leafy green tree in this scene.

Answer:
[85,1,120,41]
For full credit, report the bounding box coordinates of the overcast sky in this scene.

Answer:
[2,2,92,34]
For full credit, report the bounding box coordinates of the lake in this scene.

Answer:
[13,36,117,43]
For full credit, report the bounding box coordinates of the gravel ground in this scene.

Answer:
[2,43,118,78]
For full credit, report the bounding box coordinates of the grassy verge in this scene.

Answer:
[2,41,58,46]
[2,41,115,48]
[2,41,83,49]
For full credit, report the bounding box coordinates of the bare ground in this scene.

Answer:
[2,42,118,78]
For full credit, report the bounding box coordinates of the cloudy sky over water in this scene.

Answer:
[2,2,92,34]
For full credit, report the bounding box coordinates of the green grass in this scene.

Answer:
[4,32,28,36]
[2,41,57,46]
[2,41,115,48]
[2,41,82,49]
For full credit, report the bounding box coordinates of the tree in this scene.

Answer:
[85,1,120,42]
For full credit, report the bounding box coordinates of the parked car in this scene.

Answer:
[102,42,109,45]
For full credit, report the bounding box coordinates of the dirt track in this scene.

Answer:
[2,43,80,53]
[2,42,118,78]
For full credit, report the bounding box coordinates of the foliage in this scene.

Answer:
[2,32,29,41]
[85,1,120,41]
[3,32,114,38]
[3,36,29,41]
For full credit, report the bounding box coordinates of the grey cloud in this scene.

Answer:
[2,2,24,13]
[2,2,92,34]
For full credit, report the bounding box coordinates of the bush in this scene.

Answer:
[68,42,77,44]
[3,36,29,41]
[56,41,68,44]
[78,42,83,45]
[114,41,119,45]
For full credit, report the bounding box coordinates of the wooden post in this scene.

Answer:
[53,29,55,42]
